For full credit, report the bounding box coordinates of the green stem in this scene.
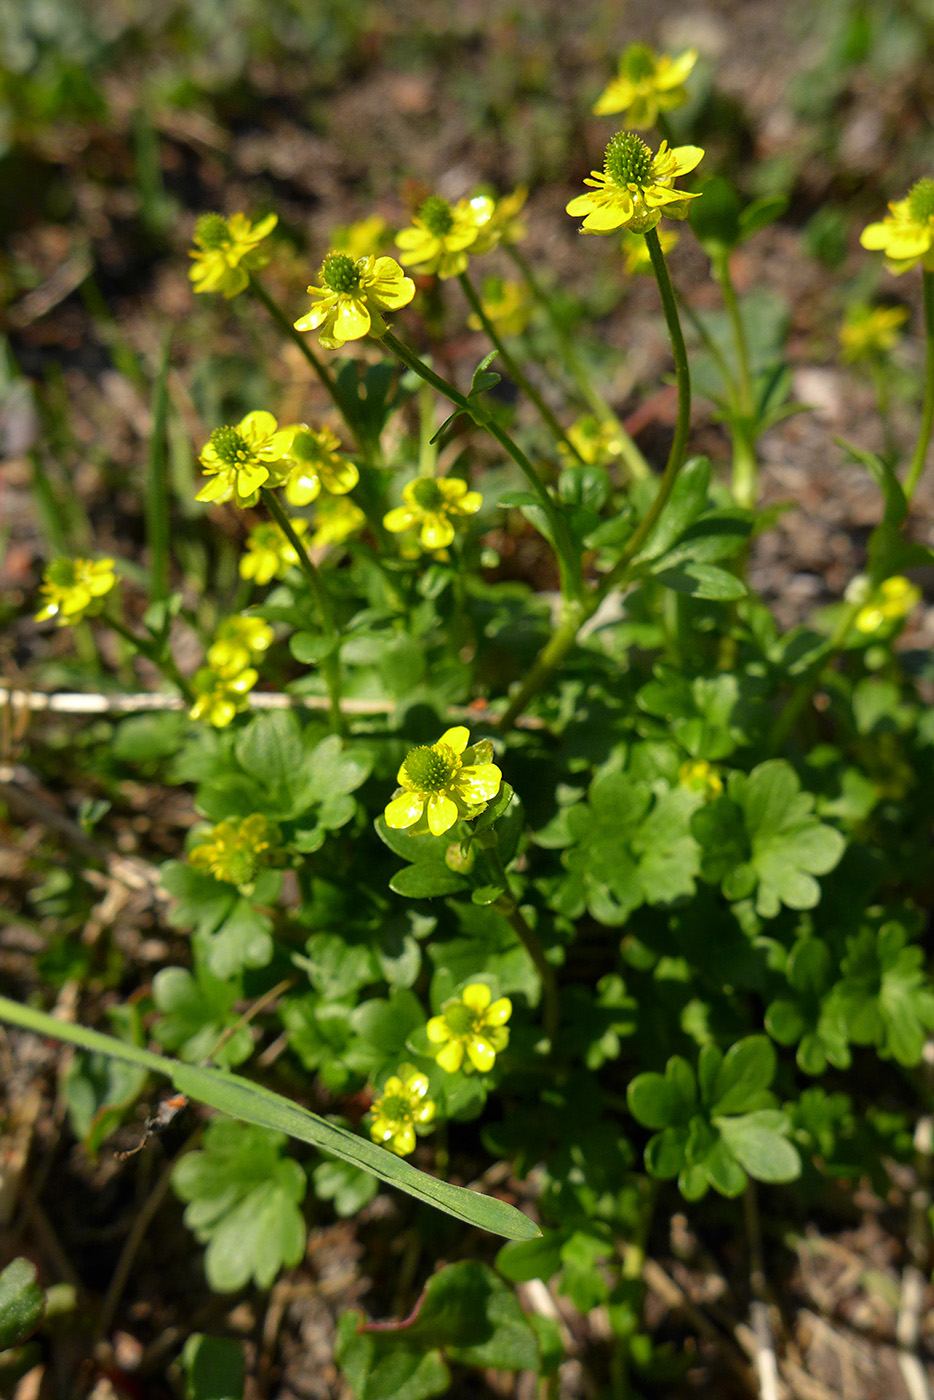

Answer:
[904,268,934,501]
[247,274,351,435]
[458,271,584,462]
[506,245,650,482]
[261,489,346,737]
[767,598,862,753]
[102,611,194,704]
[378,329,583,602]
[479,836,559,1046]
[713,248,758,508]
[495,227,694,731]
[597,225,693,597]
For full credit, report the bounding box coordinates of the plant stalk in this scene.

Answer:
[904,267,934,501]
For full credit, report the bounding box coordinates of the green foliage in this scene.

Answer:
[0,1259,45,1351]
[171,1120,308,1292]
[181,1334,245,1400]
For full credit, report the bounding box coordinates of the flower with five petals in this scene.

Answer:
[197,411,288,508]
[426,984,512,1074]
[567,131,704,236]
[384,727,502,837]
[368,1069,436,1156]
[860,180,934,274]
[294,252,414,349]
[593,44,698,129]
[383,476,482,551]
[35,557,117,625]
[188,212,278,298]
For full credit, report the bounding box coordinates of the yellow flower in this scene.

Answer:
[557,415,626,465]
[567,131,704,236]
[396,195,485,278]
[384,726,502,837]
[383,476,482,551]
[331,213,391,260]
[369,1068,436,1156]
[678,759,723,798]
[620,224,679,274]
[188,212,278,299]
[462,187,529,255]
[189,813,278,890]
[839,303,909,364]
[267,423,359,506]
[854,576,921,634]
[294,252,415,349]
[593,44,698,129]
[189,666,258,727]
[35,557,117,625]
[310,494,366,549]
[861,180,934,274]
[467,276,533,337]
[426,984,512,1074]
[239,520,309,585]
[207,615,274,677]
[197,411,288,509]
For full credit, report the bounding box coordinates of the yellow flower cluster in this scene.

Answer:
[427,984,512,1074]
[396,188,527,279]
[568,131,703,236]
[240,520,309,585]
[275,424,359,507]
[593,43,698,129]
[189,813,278,891]
[189,666,258,728]
[860,180,934,274]
[384,727,502,837]
[207,615,274,677]
[197,411,288,509]
[466,276,533,337]
[189,212,278,299]
[678,759,724,798]
[854,576,921,635]
[839,303,909,364]
[558,415,626,466]
[294,252,415,349]
[368,1068,436,1156]
[35,557,117,626]
[384,476,482,553]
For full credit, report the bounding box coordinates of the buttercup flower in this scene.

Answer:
[426,983,512,1074]
[383,476,482,551]
[189,666,258,727]
[197,411,288,508]
[369,1068,436,1156]
[189,813,278,890]
[679,759,724,798]
[567,131,704,236]
[620,224,679,274]
[854,576,922,634]
[558,415,626,465]
[396,195,485,278]
[35,557,117,625]
[239,520,308,585]
[467,276,533,337]
[384,727,502,837]
[207,615,274,677]
[310,494,366,549]
[332,213,391,260]
[188,212,278,299]
[839,303,909,364]
[269,423,359,506]
[861,180,934,274]
[294,252,415,349]
[593,44,698,129]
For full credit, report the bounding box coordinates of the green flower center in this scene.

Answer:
[410,478,446,510]
[47,558,80,588]
[444,1004,477,1037]
[210,426,253,466]
[379,1092,409,1122]
[403,743,457,791]
[321,251,360,293]
[907,179,934,222]
[419,195,454,237]
[623,44,656,83]
[289,428,319,461]
[604,132,655,188]
[195,213,231,249]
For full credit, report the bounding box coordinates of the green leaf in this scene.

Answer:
[312,1159,379,1217]
[172,1119,307,1292]
[653,561,747,601]
[836,437,907,526]
[0,1259,45,1351]
[689,176,742,251]
[390,864,470,898]
[635,456,710,561]
[496,1233,564,1283]
[337,1312,450,1400]
[196,898,275,978]
[152,966,253,1068]
[62,1003,149,1154]
[716,1111,801,1183]
[0,995,539,1242]
[181,1334,245,1400]
[707,1036,776,1116]
[738,194,788,241]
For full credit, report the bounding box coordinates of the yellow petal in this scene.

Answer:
[426,1016,450,1044]
[466,1035,496,1072]
[426,792,458,835]
[420,515,455,549]
[486,996,512,1026]
[439,727,470,754]
[385,792,426,828]
[333,296,372,342]
[462,983,492,1011]
[436,1040,464,1073]
[239,410,278,443]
